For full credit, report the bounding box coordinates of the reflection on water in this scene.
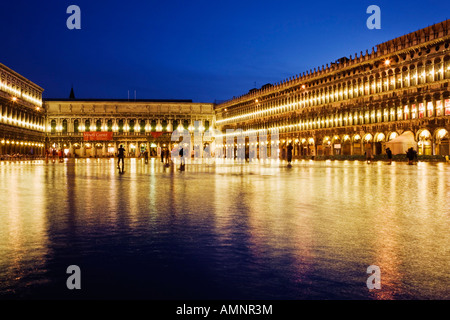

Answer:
[0,159,449,299]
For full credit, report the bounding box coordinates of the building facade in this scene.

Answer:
[45,99,215,157]
[0,62,45,158]
[215,20,450,159]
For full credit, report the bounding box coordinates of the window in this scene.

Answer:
[85,120,90,132]
[107,120,112,132]
[418,103,425,119]
[411,104,417,119]
[129,120,135,133]
[445,99,450,116]
[427,102,434,117]
[74,120,79,133]
[118,120,124,133]
[51,120,56,134]
[62,120,68,133]
[96,120,101,132]
[436,101,443,116]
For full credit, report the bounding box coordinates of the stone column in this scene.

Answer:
[135,142,140,157]
[80,143,85,157]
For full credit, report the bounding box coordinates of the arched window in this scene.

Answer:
[51,120,56,134]
[162,120,167,132]
[129,120,135,133]
[118,119,124,133]
[96,120,101,132]
[74,120,79,133]
[107,120,112,132]
[140,120,146,133]
[85,120,90,132]
[151,120,157,132]
[444,56,450,79]
[62,119,68,134]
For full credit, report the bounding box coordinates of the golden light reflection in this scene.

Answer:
[0,164,49,291]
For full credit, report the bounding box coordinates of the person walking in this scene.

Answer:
[179,146,185,170]
[52,148,57,163]
[386,147,393,164]
[144,148,149,164]
[117,144,125,171]
[287,143,293,166]
[161,147,165,163]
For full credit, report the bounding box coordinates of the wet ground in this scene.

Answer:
[0,158,449,299]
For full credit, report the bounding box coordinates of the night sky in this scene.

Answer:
[1,0,448,102]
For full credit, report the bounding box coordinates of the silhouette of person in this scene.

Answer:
[386,147,392,164]
[117,144,125,170]
[287,143,293,165]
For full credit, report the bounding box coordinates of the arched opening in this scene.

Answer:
[417,129,432,155]
[353,134,362,155]
[363,133,373,156]
[129,120,135,133]
[332,135,341,155]
[107,120,113,132]
[322,136,331,156]
[308,138,315,156]
[342,135,351,155]
[388,131,398,141]
[50,120,56,134]
[85,120,90,132]
[434,129,449,156]
[374,133,386,155]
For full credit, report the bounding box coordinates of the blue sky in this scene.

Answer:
[1,0,448,102]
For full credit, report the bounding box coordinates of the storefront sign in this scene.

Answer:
[150,132,163,138]
[83,132,113,141]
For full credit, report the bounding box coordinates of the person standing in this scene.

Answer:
[165,148,170,165]
[386,147,393,165]
[287,143,293,165]
[406,147,414,165]
[179,146,185,170]
[161,147,165,163]
[144,148,149,164]
[117,144,125,171]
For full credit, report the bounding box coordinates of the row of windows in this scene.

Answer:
[221,57,450,124]
[231,99,450,133]
[0,105,45,131]
[50,119,211,134]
